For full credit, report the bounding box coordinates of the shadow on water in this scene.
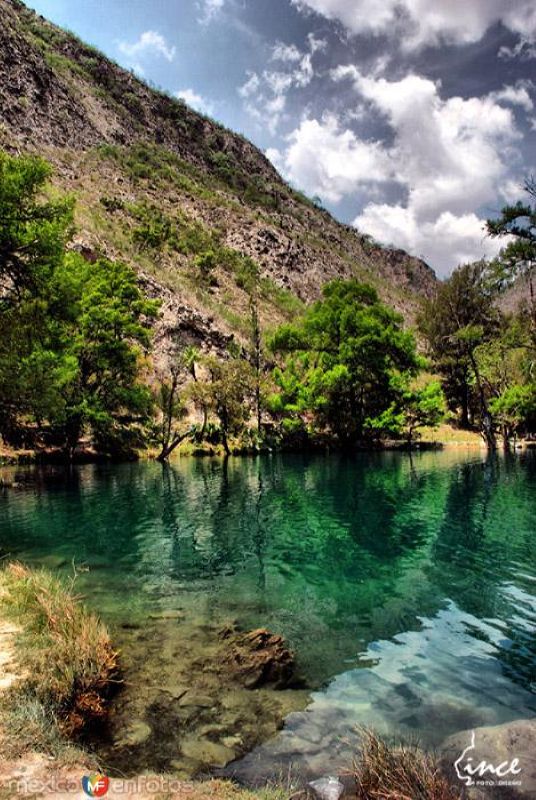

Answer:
[0,450,534,778]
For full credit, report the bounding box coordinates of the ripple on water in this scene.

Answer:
[0,451,534,779]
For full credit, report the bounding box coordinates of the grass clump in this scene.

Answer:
[0,563,119,749]
[353,730,462,800]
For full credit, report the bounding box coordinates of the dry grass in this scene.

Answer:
[0,562,120,747]
[418,423,483,446]
[353,730,462,800]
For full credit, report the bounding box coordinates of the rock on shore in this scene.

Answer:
[441,719,536,799]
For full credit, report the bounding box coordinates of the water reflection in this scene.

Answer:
[0,450,534,775]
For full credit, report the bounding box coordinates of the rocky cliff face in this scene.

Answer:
[0,0,437,367]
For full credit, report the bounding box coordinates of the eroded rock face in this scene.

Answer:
[220,626,297,689]
[441,719,536,799]
[0,0,438,380]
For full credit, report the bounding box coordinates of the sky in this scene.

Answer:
[25,0,536,277]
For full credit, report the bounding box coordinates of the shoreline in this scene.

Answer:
[0,437,497,468]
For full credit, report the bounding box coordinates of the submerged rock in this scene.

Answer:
[148,610,184,621]
[178,691,215,708]
[102,616,309,779]
[116,720,152,748]
[180,736,237,768]
[220,626,296,689]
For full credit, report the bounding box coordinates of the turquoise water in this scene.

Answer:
[0,450,535,778]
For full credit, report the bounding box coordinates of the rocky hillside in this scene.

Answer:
[0,0,437,368]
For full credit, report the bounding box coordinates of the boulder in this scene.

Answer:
[441,719,536,799]
[220,626,296,689]
[115,719,152,748]
[180,736,237,767]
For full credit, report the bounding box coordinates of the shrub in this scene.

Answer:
[354,729,462,800]
[100,195,125,213]
[0,563,119,742]
[194,250,218,285]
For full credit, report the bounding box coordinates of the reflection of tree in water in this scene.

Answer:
[0,463,159,567]
[157,458,272,586]
[148,454,454,681]
[430,453,536,694]
[2,453,534,691]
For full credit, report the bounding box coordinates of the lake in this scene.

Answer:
[0,450,535,780]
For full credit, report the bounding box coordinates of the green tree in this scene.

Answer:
[474,314,536,447]
[487,177,536,337]
[192,355,255,455]
[419,262,499,445]
[489,384,536,442]
[155,346,201,462]
[0,152,74,438]
[269,280,420,445]
[367,380,446,446]
[50,254,159,458]
[0,151,73,303]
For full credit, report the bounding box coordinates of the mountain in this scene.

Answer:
[0,0,437,367]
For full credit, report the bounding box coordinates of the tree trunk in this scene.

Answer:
[469,351,497,451]
[64,415,82,462]
[460,384,470,428]
[529,270,536,349]
[221,427,230,456]
[156,429,193,462]
[250,290,262,435]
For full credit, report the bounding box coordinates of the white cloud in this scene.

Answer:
[291,0,536,51]
[272,68,522,274]
[294,54,314,87]
[174,89,214,116]
[307,33,328,54]
[198,0,225,23]
[354,206,504,274]
[489,82,534,113]
[238,72,261,98]
[118,30,176,63]
[500,178,526,202]
[263,71,294,95]
[239,34,326,134]
[352,70,520,273]
[499,38,536,60]
[347,70,518,220]
[272,42,302,63]
[267,114,390,203]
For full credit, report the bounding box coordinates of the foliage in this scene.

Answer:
[269,280,421,444]
[0,562,119,744]
[354,729,462,800]
[49,254,158,456]
[367,380,446,444]
[489,383,536,437]
[487,176,536,343]
[0,151,73,303]
[420,260,536,447]
[418,262,499,438]
[154,346,201,461]
[486,178,536,275]
[190,355,256,454]
[0,152,158,457]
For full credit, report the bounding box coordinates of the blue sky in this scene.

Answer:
[25,0,536,276]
